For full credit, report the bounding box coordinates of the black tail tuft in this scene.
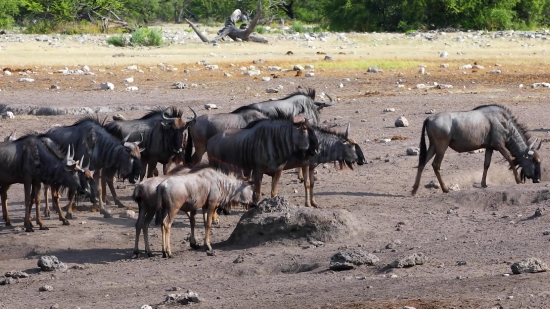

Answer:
[418,118,429,167]
[185,127,193,164]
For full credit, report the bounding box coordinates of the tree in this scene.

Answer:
[0,0,21,28]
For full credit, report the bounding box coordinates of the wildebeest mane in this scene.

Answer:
[71,115,108,128]
[231,88,316,115]
[312,125,347,139]
[473,104,532,141]
[140,106,183,120]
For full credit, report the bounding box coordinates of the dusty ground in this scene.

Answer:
[2,28,550,309]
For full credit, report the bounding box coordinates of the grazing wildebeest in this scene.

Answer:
[273,123,366,207]
[206,116,319,202]
[0,135,82,231]
[45,117,143,218]
[42,156,99,225]
[411,104,542,195]
[105,106,197,179]
[156,166,256,257]
[185,88,332,165]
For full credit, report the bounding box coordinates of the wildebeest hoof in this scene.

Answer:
[117,203,126,208]
[39,226,49,230]
[190,243,201,250]
[62,220,70,226]
[212,220,220,227]
[25,227,34,232]
[206,250,216,256]
[65,213,76,220]
[147,252,154,258]
[100,209,112,218]
[5,221,12,226]
[44,213,50,218]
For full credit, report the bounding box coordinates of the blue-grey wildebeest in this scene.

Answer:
[156,166,256,257]
[0,135,82,231]
[206,115,319,202]
[45,116,143,218]
[273,123,366,207]
[185,88,332,165]
[411,104,542,195]
[105,106,197,179]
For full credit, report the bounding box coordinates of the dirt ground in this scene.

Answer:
[2,29,550,309]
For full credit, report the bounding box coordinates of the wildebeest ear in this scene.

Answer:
[293,114,306,124]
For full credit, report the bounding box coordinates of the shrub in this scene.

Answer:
[292,21,306,33]
[130,27,163,46]
[106,34,127,47]
[255,25,266,34]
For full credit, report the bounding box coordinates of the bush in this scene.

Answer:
[291,21,306,33]
[255,25,266,34]
[130,27,163,46]
[106,34,127,47]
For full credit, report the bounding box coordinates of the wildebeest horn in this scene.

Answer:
[184,107,197,126]
[529,138,538,150]
[79,155,84,165]
[325,93,334,106]
[537,140,544,150]
[345,123,350,139]
[66,145,74,166]
[140,147,146,153]
[134,133,144,146]
[161,107,174,121]
[123,133,131,143]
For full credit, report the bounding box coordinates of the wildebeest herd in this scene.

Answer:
[0,88,543,258]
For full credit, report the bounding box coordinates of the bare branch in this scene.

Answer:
[185,18,210,43]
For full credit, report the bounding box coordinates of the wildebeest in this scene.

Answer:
[42,155,99,225]
[185,88,332,165]
[411,104,542,195]
[156,166,256,257]
[45,117,143,218]
[0,135,82,231]
[273,123,366,207]
[105,106,197,179]
[206,116,318,202]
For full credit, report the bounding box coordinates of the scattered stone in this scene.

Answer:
[268,66,281,71]
[487,70,501,74]
[50,85,60,90]
[305,73,315,77]
[4,70,12,76]
[416,84,426,89]
[122,77,134,83]
[390,252,425,268]
[233,255,245,263]
[532,82,550,88]
[437,84,453,89]
[329,250,379,271]
[0,277,14,285]
[262,77,271,82]
[426,109,435,114]
[459,64,472,69]
[472,65,485,69]
[418,67,426,74]
[407,147,420,156]
[293,65,304,71]
[380,139,391,143]
[266,88,279,93]
[2,111,14,119]
[440,51,449,58]
[204,104,218,110]
[224,72,232,77]
[395,116,409,127]
[400,307,416,309]
[244,70,261,76]
[383,108,396,112]
[124,210,136,219]
[440,64,449,68]
[126,86,138,91]
[324,55,333,61]
[304,65,314,69]
[205,65,219,70]
[19,78,34,82]
[140,306,152,309]
[173,82,187,89]
[367,66,383,73]
[50,303,60,309]
[39,285,54,292]
[163,291,201,305]
[511,258,548,274]
[37,255,66,271]
[252,59,265,64]
[100,82,114,90]
[113,114,126,121]
[4,271,29,279]
[456,261,467,266]
[125,65,138,70]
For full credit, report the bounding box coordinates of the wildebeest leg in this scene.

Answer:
[189,210,200,249]
[497,146,522,184]
[204,206,215,254]
[297,168,304,182]
[192,144,206,166]
[162,221,174,258]
[252,169,264,203]
[481,148,493,188]
[32,182,48,230]
[139,159,147,181]
[163,158,172,175]
[309,167,319,207]
[412,144,436,195]
[142,210,156,257]
[100,175,111,205]
[1,185,12,226]
[23,181,34,232]
[43,185,51,218]
[302,166,314,207]
[133,201,146,258]
[271,171,283,197]
[105,177,125,209]
[432,146,449,193]
[51,187,70,226]
[211,211,219,225]
[146,160,157,178]
[65,191,78,220]
[93,169,111,218]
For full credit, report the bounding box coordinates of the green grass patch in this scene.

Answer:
[316,60,423,71]
[130,28,163,46]
[255,25,267,34]
[106,34,127,47]
[291,21,306,33]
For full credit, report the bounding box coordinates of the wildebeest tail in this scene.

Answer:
[132,185,142,204]
[418,118,429,167]
[155,185,168,226]
[185,127,193,163]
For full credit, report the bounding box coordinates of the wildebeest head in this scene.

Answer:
[77,157,99,203]
[292,115,319,158]
[520,139,542,183]
[119,134,144,184]
[313,93,334,111]
[161,107,197,154]
[61,145,85,193]
[337,123,366,170]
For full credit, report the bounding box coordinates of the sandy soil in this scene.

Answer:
[2,29,550,309]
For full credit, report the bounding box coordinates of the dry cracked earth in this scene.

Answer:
[1,29,550,309]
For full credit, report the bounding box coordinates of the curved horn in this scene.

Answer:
[529,138,538,150]
[79,155,84,165]
[345,123,350,139]
[325,93,334,106]
[123,133,131,143]
[185,107,197,126]
[161,107,174,120]
[135,133,144,146]
[538,139,544,150]
[66,145,71,162]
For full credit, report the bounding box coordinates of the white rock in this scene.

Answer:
[140,306,153,309]
[122,77,134,83]
[124,210,136,219]
[4,70,12,76]
[244,70,261,76]
[449,184,460,191]
[305,73,315,77]
[383,108,396,112]
[126,86,139,91]
[293,65,304,71]
[338,83,344,88]
[19,78,34,82]
[2,112,15,119]
[380,139,392,143]
[395,116,409,127]
[407,147,419,156]
[440,64,449,68]
[459,64,472,69]
[262,77,271,82]
[532,82,550,88]
[100,82,115,90]
[238,67,247,71]
[224,73,232,77]
[125,65,138,70]
[268,66,281,71]
[82,65,90,72]
[205,65,219,70]
[437,84,453,89]
[418,67,426,74]
[266,88,279,93]
[487,70,501,74]
[518,84,524,88]
[440,51,449,58]
[416,84,426,89]
[472,65,485,69]
[204,104,218,110]
[304,65,314,69]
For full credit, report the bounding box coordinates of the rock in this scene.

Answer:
[163,291,201,305]
[304,65,314,69]
[472,65,485,69]
[205,64,219,70]
[440,51,449,58]
[391,252,425,268]
[532,82,550,88]
[34,107,67,116]
[50,85,60,90]
[38,255,66,271]
[449,184,460,191]
[511,258,548,274]
[244,70,261,76]
[204,104,218,110]
[367,66,383,73]
[124,210,136,219]
[4,271,29,279]
[437,84,453,89]
[113,114,126,121]
[268,66,281,71]
[39,285,54,292]
[227,196,358,247]
[4,70,12,76]
[0,277,14,285]
[395,116,409,127]
[329,250,379,271]
[266,88,279,93]
[262,77,271,81]
[426,109,435,114]
[140,306,153,309]
[95,106,113,114]
[487,70,501,74]
[173,82,187,89]
[2,111,14,119]
[324,55,333,61]
[224,72,232,77]
[122,77,134,83]
[126,86,138,91]
[293,65,304,71]
[305,73,315,77]
[407,147,420,156]
[233,255,245,263]
[468,149,485,154]
[126,65,138,70]
[380,139,391,143]
[459,64,472,69]
[418,67,426,74]
[383,108,395,112]
[440,64,449,68]
[82,65,90,72]
[19,78,34,82]
[425,180,440,189]
[400,307,416,309]
[50,304,60,309]
[100,82,114,90]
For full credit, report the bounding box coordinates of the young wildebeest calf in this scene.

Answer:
[412,104,542,195]
[156,167,255,257]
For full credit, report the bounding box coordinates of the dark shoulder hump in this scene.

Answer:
[474,104,531,140]
[140,106,183,119]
